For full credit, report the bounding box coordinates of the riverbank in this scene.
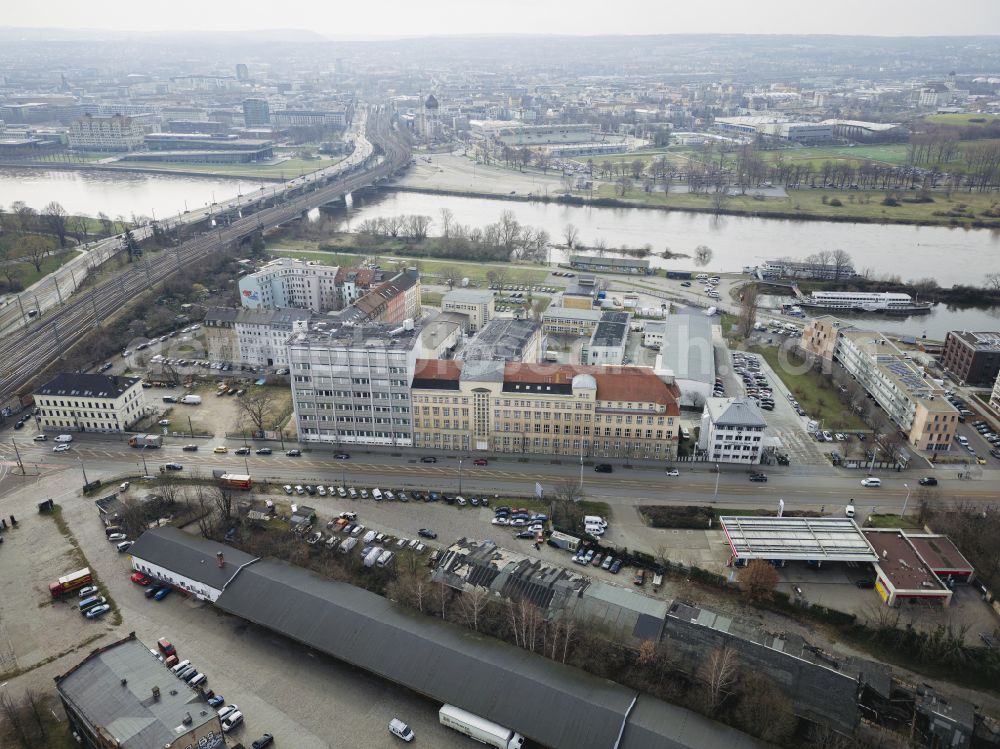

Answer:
[385,183,1000,229]
[0,160,288,182]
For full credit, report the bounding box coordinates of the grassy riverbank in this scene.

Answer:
[110,156,342,180]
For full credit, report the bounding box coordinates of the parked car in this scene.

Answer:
[78,585,99,598]
[664,468,680,477]
[131,572,151,586]
[633,570,646,586]
[609,559,622,574]
[213,446,228,454]
[235,447,250,455]
[108,533,127,542]
[162,463,183,471]
[251,735,274,749]
[221,711,244,733]
[217,704,239,721]
[85,604,111,619]
[515,530,535,539]
[207,695,225,708]
[153,587,171,601]
[418,528,437,539]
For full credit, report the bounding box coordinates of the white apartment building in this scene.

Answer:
[990,370,1000,418]
[234,308,312,367]
[238,258,342,313]
[35,373,146,433]
[69,115,146,151]
[698,397,768,464]
[287,323,421,446]
[441,289,495,332]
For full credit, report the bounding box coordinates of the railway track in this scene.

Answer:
[0,107,411,403]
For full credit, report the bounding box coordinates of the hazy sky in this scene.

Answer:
[4,0,1000,37]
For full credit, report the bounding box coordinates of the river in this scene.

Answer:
[0,167,246,223]
[341,190,1000,288]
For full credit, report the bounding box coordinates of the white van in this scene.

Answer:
[376,550,394,568]
[362,530,377,544]
[171,659,191,675]
[371,488,383,501]
[54,434,73,443]
[584,515,607,528]
[585,524,606,536]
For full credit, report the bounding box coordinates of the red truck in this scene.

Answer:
[219,474,252,490]
[49,568,93,598]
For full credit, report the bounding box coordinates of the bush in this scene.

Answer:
[828,198,842,207]
[641,505,714,529]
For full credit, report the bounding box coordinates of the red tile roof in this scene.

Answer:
[411,360,679,413]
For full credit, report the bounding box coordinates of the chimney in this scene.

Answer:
[216,552,225,568]
[151,686,160,701]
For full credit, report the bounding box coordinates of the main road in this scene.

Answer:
[1,433,989,517]
[0,105,410,404]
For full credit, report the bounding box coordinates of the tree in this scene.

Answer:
[42,201,69,247]
[9,201,36,233]
[563,223,580,249]
[985,272,1000,290]
[830,248,853,281]
[19,234,51,273]
[738,559,779,603]
[615,176,633,196]
[98,211,114,237]
[407,214,431,241]
[249,231,266,258]
[235,388,277,434]
[439,207,454,239]
[710,190,729,215]
[694,245,713,267]
[438,265,461,287]
[122,227,142,262]
[697,646,740,714]
[735,672,796,743]
[22,689,48,741]
[737,283,759,339]
[549,478,586,531]
[630,158,645,180]
[486,268,507,290]
[213,486,235,523]
[0,245,23,289]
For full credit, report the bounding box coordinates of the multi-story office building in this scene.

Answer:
[588,311,631,365]
[242,98,271,127]
[460,318,543,363]
[410,360,680,460]
[238,258,343,312]
[271,109,348,128]
[836,330,958,452]
[698,397,768,464]
[234,308,312,367]
[287,323,420,446]
[441,289,495,332]
[941,331,1000,386]
[68,114,146,151]
[34,373,145,432]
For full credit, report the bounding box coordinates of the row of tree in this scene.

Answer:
[355,208,550,263]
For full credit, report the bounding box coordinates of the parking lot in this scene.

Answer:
[0,472,471,748]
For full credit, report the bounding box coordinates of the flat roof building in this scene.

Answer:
[941,331,1000,386]
[721,516,879,564]
[864,530,954,607]
[461,318,543,363]
[569,255,652,275]
[441,288,495,332]
[656,312,716,407]
[541,306,604,337]
[55,633,225,749]
[588,311,630,365]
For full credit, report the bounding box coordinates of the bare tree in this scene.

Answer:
[213,486,235,524]
[18,235,50,273]
[630,159,645,180]
[615,176,633,196]
[735,672,796,743]
[549,479,586,531]
[457,587,491,631]
[22,690,48,740]
[698,646,740,714]
[738,559,779,603]
[0,245,23,289]
[486,268,507,290]
[42,201,69,247]
[0,691,31,749]
[830,248,853,282]
[439,207,454,239]
[985,272,1000,291]
[406,214,431,241]
[9,201,36,233]
[694,245,713,267]
[235,389,277,434]
[711,190,730,214]
[737,283,759,339]
[438,265,461,288]
[97,211,114,237]
[563,223,580,249]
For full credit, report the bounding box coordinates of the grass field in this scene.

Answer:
[111,156,343,180]
[595,182,1000,226]
[269,247,551,287]
[925,113,1000,126]
[749,344,866,431]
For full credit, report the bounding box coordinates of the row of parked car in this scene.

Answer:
[76,585,111,620]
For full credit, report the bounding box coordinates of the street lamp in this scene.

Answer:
[901,482,911,518]
[458,457,464,495]
[714,463,720,499]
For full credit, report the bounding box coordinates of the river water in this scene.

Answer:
[0,167,246,223]
[341,190,1000,288]
[2,168,999,338]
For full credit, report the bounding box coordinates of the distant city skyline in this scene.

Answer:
[3,0,999,38]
